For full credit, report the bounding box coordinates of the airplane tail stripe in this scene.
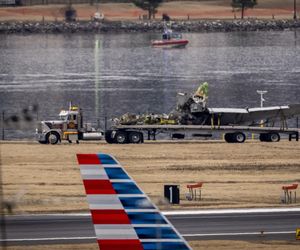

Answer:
[127,212,168,225]
[77,154,101,165]
[104,167,130,179]
[135,227,180,239]
[87,194,123,210]
[94,225,138,239]
[83,180,116,194]
[97,154,118,165]
[142,242,190,250]
[119,197,156,210]
[111,182,143,194]
[91,209,131,224]
[80,166,108,180]
[97,239,143,250]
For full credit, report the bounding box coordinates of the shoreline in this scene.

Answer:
[1,19,300,34]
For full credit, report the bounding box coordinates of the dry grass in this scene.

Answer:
[0,0,298,21]
[5,240,300,250]
[1,140,299,214]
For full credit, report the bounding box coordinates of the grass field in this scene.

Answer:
[1,140,299,214]
[1,140,300,249]
[0,0,298,21]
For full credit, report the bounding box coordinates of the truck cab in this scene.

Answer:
[36,105,103,144]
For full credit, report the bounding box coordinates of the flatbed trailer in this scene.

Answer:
[105,124,299,144]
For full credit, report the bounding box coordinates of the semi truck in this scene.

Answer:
[36,105,103,144]
[36,84,299,144]
[35,104,299,145]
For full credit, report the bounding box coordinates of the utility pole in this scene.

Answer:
[257,90,268,108]
[294,0,297,20]
[257,90,268,128]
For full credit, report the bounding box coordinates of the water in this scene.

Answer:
[0,31,300,139]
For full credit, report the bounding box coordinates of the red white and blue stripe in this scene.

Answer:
[77,153,191,250]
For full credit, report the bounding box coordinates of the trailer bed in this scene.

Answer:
[105,124,299,144]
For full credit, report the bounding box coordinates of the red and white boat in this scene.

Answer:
[151,28,189,48]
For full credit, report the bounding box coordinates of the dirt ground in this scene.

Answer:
[5,240,300,250]
[1,140,299,214]
[1,140,300,249]
[0,0,298,21]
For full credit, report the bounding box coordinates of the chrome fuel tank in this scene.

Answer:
[82,132,103,140]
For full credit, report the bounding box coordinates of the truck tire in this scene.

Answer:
[115,131,128,144]
[259,133,268,142]
[267,132,280,142]
[224,132,245,143]
[105,130,115,144]
[224,133,234,143]
[128,131,143,143]
[260,133,280,142]
[46,132,60,145]
[233,132,246,143]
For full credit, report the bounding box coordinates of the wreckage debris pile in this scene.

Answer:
[116,113,178,126]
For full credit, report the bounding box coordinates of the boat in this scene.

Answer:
[151,28,189,48]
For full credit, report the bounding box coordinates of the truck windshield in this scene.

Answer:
[59,115,68,121]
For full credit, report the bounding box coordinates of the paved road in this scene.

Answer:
[1,209,300,245]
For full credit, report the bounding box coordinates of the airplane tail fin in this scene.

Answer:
[77,153,192,250]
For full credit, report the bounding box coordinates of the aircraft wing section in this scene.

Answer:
[247,105,300,123]
[208,108,248,114]
[208,104,300,125]
[77,153,192,250]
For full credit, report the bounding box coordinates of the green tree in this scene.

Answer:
[132,0,164,20]
[232,0,257,19]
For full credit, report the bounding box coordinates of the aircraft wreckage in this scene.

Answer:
[104,82,300,144]
[115,82,300,127]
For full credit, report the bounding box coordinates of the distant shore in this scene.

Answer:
[1,19,300,34]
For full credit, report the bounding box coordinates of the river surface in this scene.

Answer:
[0,31,300,139]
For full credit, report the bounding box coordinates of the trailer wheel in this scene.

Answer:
[128,131,143,143]
[224,132,245,143]
[224,133,234,143]
[259,133,268,142]
[234,132,246,143]
[105,130,115,144]
[268,132,280,142]
[46,132,60,145]
[260,133,280,142]
[115,131,128,144]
